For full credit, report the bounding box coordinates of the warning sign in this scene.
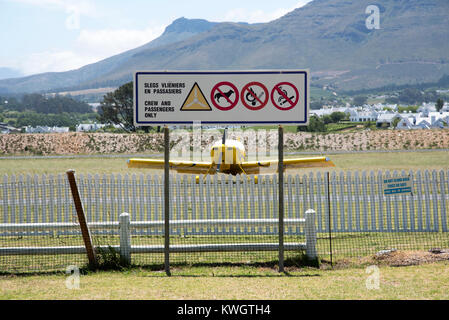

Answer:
[134,70,309,125]
[383,176,412,195]
[180,82,212,111]
[241,81,268,111]
[271,82,299,111]
[210,81,239,111]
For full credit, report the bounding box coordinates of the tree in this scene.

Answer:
[310,101,324,110]
[353,95,367,106]
[322,115,332,124]
[436,98,444,112]
[330,111,347,123]
[98,82,136,132]
[297,115,325,132]
[398,88,423,105]
[391,117,401,129]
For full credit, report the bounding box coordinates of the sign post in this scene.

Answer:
[278,125,284,273]
[133,70,309,274]
[164,126,171,276]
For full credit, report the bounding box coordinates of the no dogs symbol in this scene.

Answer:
[271,82,299,111]
[211,81,239,111]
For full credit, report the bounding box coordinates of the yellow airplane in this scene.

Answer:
[127,129,335,175]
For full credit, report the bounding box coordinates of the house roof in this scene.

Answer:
[377,113,399,122]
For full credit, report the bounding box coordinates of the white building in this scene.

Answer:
[0,123,20,134]
[76,123,107,132]
[25,126,69,133]
[395,111,449,130]
[349,110,378,122]
[310,106,351,118]
[376,113,401,127]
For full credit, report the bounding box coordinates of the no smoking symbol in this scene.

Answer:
[271,82,299,111]
[241,82,268,111]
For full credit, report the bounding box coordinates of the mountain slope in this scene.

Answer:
[0,67,23,80]
[1,0,448,93]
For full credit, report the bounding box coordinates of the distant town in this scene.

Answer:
[0,85,448,135]
[311,101,449,130]
[2,101,448,135]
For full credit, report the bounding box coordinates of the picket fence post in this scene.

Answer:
[305,209,317,260]
[119,212,131,265]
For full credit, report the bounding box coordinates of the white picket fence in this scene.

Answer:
[0,211,319,261]
[1,170,448,235]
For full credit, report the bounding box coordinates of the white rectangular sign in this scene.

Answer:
[134,70,309,125]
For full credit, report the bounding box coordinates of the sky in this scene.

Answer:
[0,0,312,76]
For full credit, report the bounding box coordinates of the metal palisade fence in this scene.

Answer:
[0,170,448,273]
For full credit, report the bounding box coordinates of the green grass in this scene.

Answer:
[1,231,447,274]
[0,150,447,176]
[241,125,298,133]
[324,123,357,132]
[1,261,449,299]
[310,86,335,100]
[0,150,448,299]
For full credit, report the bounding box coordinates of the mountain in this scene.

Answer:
[0,18,218,94]
[1,0,448,94]
[0,67,23,80]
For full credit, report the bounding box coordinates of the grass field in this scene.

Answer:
[1,261,449,299]
[0,150,448,176]
[1,150,448,299]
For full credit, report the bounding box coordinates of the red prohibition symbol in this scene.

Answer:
[271,82,299,111]
[211,81,239,111]
[241,81,269,111]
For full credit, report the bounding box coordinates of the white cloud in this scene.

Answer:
[9,0,97,16]
[15,25,165,75]
[76,26,165,58]
[223,0,312,23]
[16,50,96,75]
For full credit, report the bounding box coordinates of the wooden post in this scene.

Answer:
[278,125,284,273]
[66,169,97,267]
[164,126,171,276]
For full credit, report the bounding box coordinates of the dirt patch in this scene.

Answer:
[327,249,449,269]
[366,249,449,267]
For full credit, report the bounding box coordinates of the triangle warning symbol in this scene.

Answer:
[180,82,212,111]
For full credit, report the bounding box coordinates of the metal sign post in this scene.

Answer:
[164,126,171,276]
[278,125,284,273]
[132,70,310,274]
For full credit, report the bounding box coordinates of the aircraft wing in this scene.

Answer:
[127,158,213,174]
[240,156,335,174]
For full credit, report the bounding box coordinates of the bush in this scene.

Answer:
[87,246,131,271]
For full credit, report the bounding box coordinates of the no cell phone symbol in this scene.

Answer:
[241,82,268,111]
[211,81,239,111]
[271,82,299,111]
